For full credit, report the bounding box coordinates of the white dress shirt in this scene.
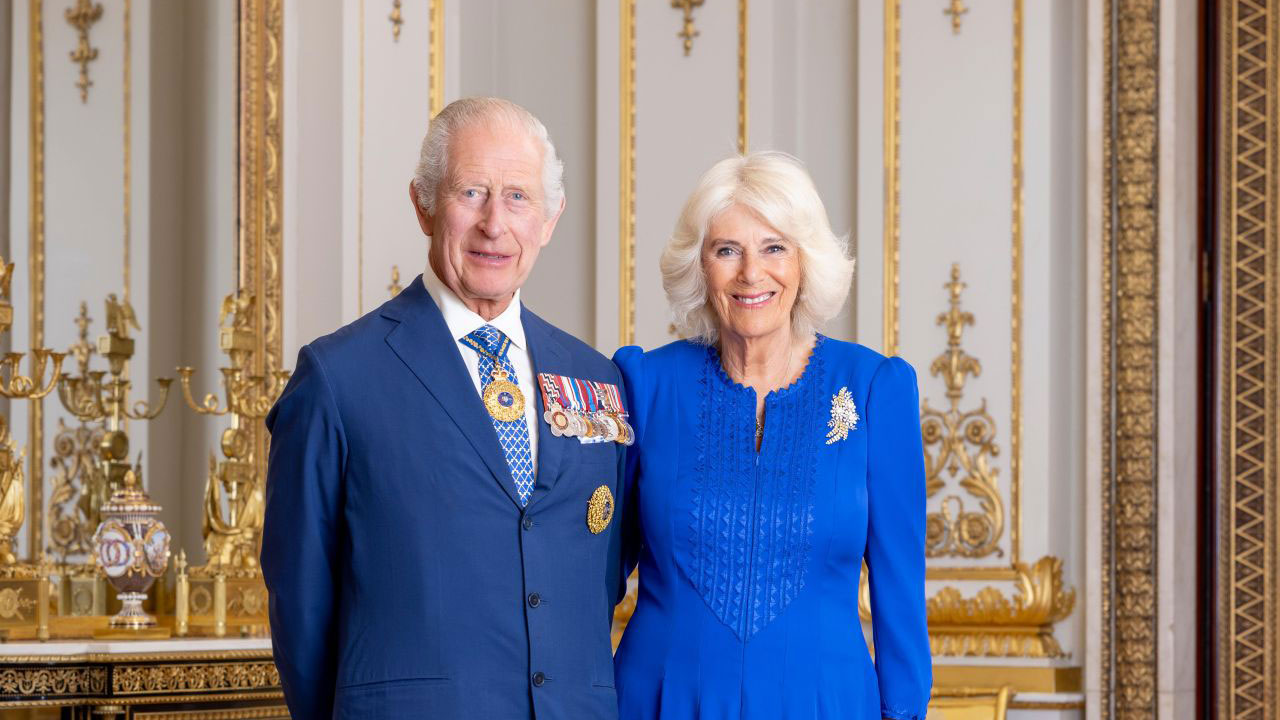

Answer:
[422,266,539,470]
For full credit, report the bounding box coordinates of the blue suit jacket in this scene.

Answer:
[261,276,626,720]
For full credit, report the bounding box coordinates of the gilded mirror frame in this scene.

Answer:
[22,0,283,555]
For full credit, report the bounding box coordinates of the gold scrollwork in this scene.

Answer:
[0,666,106,695]
[112,662,280,695]
[921,265,1004,559]
[860,556,1075,658]
[48,418,106,559]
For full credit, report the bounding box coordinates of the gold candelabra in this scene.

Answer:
[0,258,65,567]
[56,294,172,504]
[176,290,289,571]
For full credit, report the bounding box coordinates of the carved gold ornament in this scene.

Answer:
[921,265,1005,559]
[860,556,1075,658]
[0,666,107,695]
[671,0,704,55]
[112,661,280,694]
[825,387,858,444]
[943,0,969,33]
[0,587,34,620]
[65,0,104,102]
[1100,0,1159,712]
[388,265,403,297]
[389,0,404,40]
[587,485,615,535]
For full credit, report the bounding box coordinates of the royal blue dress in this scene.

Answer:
[612,336,931,720]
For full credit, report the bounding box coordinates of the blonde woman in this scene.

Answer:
[613,152,931,719]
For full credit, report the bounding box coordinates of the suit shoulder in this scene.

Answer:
[526,311,619,382]
[303,306,395,369]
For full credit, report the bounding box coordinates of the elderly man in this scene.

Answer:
[262,97,628,719]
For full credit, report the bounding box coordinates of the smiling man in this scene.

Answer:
[262,98,629,720]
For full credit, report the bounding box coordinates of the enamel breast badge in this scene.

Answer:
[825,387,859,445]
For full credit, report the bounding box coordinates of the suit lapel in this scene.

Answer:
[382,276,523,509]
[523,308,568,508]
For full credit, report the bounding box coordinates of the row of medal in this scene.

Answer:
[537,373,634,446]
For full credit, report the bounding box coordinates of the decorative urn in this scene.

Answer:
[92,452,170,629]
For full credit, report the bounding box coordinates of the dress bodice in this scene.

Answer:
[612,337,932,720]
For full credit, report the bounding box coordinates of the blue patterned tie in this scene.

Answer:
[463,325,535,506]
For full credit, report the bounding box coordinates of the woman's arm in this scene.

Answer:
[864,356,933,720]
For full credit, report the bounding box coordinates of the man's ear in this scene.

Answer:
[539,195,566,249]
[409,180,434,235]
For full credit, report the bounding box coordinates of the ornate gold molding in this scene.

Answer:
[922,265,1006,559]
[1100,0,1159,715]
[238,0,285,497]
[429,0,444,117]
[0,666,106,696]
[882,0,900,356]
[863,556,1075,658]
[134,708,288,720]
[737,0,748,154]
[1008,0,1023,564]
[926,556,1075,658]
[1217,0,1278,718]
[0,650,273,664]
[27,0,47,559]
[112,662,280,695]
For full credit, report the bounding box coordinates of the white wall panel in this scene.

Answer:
[457,0,596,343]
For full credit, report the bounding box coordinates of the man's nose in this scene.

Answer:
[478,197,506,238]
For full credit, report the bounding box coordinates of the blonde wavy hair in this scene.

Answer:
[660,152,854,344]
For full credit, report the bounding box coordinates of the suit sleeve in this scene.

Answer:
[863,356,932,720]
[611,345,647,604]
[261,344,346,720]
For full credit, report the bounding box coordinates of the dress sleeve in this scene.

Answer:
[260,345,346,720]
[864,356,932,720]
[611,345,647,603]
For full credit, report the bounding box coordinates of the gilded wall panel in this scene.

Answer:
[1217,0,1278,718]
[1100,0,1160,716]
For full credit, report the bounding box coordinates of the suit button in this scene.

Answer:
[528,593,541,608]
[532,671,546,687]
[522,516,534,531]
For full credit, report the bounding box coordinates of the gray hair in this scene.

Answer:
[661,151,855,344]
[411,97,565,219]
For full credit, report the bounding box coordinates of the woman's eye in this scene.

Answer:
[715,247,738,257]
[764,244,786,254]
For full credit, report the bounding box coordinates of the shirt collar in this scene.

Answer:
[422,264,527,351]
